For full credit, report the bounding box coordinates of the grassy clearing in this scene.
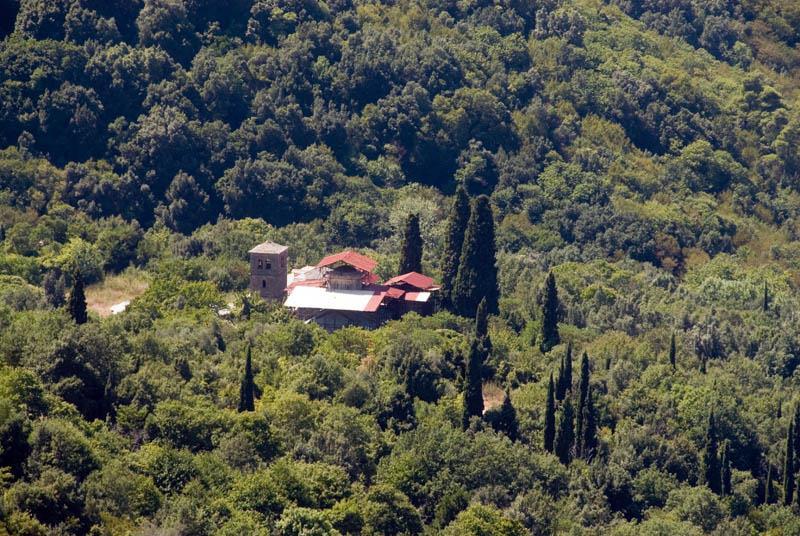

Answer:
[86,269,150,317]
[482,382,505,413]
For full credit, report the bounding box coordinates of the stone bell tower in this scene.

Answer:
[248,241,288,300]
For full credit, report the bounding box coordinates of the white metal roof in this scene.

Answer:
[284,285,380,312]
[287,266,325,285]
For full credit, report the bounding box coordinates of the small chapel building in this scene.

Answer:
[248,241,438,331]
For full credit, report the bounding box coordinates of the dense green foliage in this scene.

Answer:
[4,0,800,533]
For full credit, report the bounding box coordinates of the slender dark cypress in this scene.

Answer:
[765,462,774,504]
[462,338,484,429]
[399,213,423,275]
[784,421,795,505]
[793,405,800,464]
[474,297,492,368]
[556,343,572,401]
[763,281,769,312]
[555,354,565,402]
[441,186,470,308]
[669,332,676,370]
[544,373,556,453]
[238,345,255,412]
[496,388,518,441]
[576,352,590,457]
[554,397,575,465]
[563,345,573,396]
[539,272,560,353]
[68,271,88,325]
[581,388,597,461]
[453,195,498,317]
[721,440,732,497]
[703,412,721,494]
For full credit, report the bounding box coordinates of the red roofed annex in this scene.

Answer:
[249,241,438,331]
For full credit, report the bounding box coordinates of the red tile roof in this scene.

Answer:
[384,272,437,290]
[385,287,405,299]
[364,292,387,312]
[317,250,378,273]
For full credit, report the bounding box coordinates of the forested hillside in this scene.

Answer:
[3,0,800,533]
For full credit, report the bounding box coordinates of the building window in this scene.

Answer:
[262,280,266,288]
[257,259,263,269]
[265,261,272,270]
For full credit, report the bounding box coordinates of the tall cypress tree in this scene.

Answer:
[554,397,575,465]
[795,411,800,507]
[441,186,470,308]
[576,352,590,457]
[785,421,795,505]
[556,343,572,401]
[669,332,676,370]
[703,412,722,494]
[453,195,498,317]
[474,297,492,369]
[68,271,88,325]
[462,338,484,429]
[763,281,770,312]
[399,213,423,274]
[765,462,774,505]
[544,373,556,453]
[539,272,560,353]
[793,405,800,464]
[721,440,732,497]
[238,345,255,412]
[581,388,598,461]
[496,388,518,442]
[563,345,573,396]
